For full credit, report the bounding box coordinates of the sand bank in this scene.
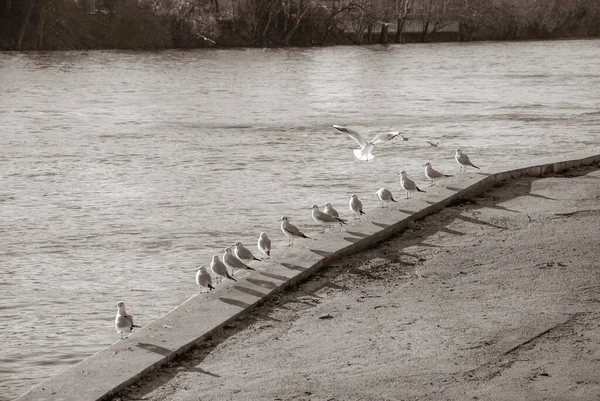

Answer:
[112,166,600,401]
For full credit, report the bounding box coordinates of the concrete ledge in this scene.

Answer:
[17,148,600,401]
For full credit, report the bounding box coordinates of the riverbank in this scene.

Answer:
[2,0,600,51]
[112,165,600,401]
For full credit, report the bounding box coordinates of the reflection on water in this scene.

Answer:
[1,39,599,399]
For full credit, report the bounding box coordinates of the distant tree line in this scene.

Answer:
[1,0,598,50]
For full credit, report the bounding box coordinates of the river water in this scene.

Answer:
[0,39,599,399]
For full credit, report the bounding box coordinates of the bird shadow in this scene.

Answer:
[218,298,251,309]
[456,215,506,230]
[259,272,289,282]
[371,221,390,228]
[246,278,278,289]
[526,193,555,200]
[440,227,466,236]
[397,208,416,215]
[343,237,360,243]
[136,343,172,357]
[310,249,332,257]
[185,367,221,377]
[234,285,268,298]
[419,242,442,248]
[346,231,370,238]
[280,262,307,271]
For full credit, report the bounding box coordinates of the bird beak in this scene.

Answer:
[422,163,427,166]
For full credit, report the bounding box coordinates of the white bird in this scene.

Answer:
[257,232,271,258]
[279,216,310,246]
[233,241,261,263]
[210,255,237,283]
[375,188,397,208]
[196,266,215,292]
[455,149,480,172]
[115,301,140,340]
[427,141,438,147]
[311,204,347,229]
[399,171,426,199]
[198,34,216,45]
[423,162,453,186]
[349,194,365,217]
[323,202,339,218]
[223,247,255,275]
[332,125,375,161]
[371,131,401,144]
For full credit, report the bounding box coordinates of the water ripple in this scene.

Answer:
[0,39,599,400]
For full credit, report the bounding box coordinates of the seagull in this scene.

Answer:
[332,125,375,161]
[423,162,453,186]
[401,135,410,141]
[198,34,216,45]
[399,171,426,199]
[257,232,271,258]
[115,301,140,340]
[223,247,255,275]
[323,202,340,218]
[375,188,397,208]
[427,141,438,147]
[210,255,237,283]
[234,241,261,263]
[349,194,365,217]
[311,204,347,230]
[455,149,480,172]
[279,216,310,246]
[196,266,215,292]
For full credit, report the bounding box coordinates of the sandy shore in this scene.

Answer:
[113,166,600,401]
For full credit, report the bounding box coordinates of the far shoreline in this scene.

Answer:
[1,36,598,53]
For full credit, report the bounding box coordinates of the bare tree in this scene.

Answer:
[412,0,453,42]
[395,0,412,42]
[16,0,35,49]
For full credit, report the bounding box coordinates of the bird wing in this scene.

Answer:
[402,177,416,190]
[351,198,364,211]
[237,247,252,259]
[212,261,228,276]
[458,153,472,165]
[371,132,399,144]
[332,125,368,148]
[198,271,210,286]
[122,314,134,328]
[325,207,339,218]
[284,222,303,236]
[381,189,391,199]
[316,210,339,223]
[428,168,444,178]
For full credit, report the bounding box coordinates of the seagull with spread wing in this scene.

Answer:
[332,125,375,161]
